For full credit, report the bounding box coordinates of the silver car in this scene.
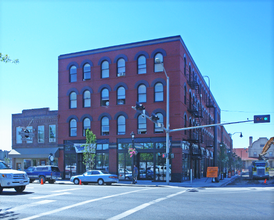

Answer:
[70,170,118,185]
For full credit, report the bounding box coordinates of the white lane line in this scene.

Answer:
[107,190,186,220]
[2,200,55,213]
[21,188,151,220]
[51,188,81,193]
[30,192,71,199]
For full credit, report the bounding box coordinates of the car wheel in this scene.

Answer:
[49,180,55,184]
[73,178,80,185]
[29,179,34,183]
[98,179,104,185]
[106,183,112,185]
[39,176,46,184]
[15,186,26,193]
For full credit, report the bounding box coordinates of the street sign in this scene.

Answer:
[206,167,218,178]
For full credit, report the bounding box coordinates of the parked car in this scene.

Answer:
[0,160,29,194]
[25,165,61,184]
[70,170,118,185]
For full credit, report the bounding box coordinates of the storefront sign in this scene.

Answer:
[206,167,218,178]
[74,143,96,153]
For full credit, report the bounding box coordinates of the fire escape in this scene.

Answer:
[186,71,204,159]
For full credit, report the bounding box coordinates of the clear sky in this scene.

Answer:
[0,0,273,151]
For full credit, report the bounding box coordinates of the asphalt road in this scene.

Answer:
[0,183,273,220]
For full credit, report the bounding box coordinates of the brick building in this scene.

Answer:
[58,35,232,181]
[9,108,62,170]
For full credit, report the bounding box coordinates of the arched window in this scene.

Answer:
[154,83,163,102]
[138,114,147,134]
[101,117,109,136]
[138,84,146,103]
[154,113,164,133]
[101,61,109,78]
[83,118,91,136]
[83,90,91,107]
[70,66,77,82]
[117,115,126,135]
[154,53,163,72]
[70,119,77,137]
[101,88,109,106]
[184,85,187,104]
[138,55,146,74]
[70,92,77,109]
[117,86,125,105]
[184,57,186,75]
[117,58,125,76]
[83,63,91,80]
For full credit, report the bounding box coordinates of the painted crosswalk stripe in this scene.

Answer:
[107,190,187,220]
[30,192,71,199]
[2,200,55,213]
[51,188,81,193]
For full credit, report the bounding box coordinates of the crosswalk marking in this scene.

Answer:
[107,190,186,220]
[51,188,81,193]
[30,192,71,199]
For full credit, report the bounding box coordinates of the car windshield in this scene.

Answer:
[51,167,60,172]
[0,161,10,169]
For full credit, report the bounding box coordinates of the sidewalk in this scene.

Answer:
[55,175,239,188]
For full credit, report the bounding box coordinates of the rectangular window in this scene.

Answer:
[38,125,44,143]
[16,127,22,144]
[49,125,56,142]
[26,126,33,143]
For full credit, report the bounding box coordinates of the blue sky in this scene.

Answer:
[0,0,273,151]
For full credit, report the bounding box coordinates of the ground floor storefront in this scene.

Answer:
[62,137,213,182]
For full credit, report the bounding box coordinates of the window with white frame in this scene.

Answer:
[49,125,56,142]
[117,86,125,105]
[117,115,126,135]
[138,114,147,134]
[154,53,163,72]
[154,113,164,133]
[101,88,109,106]
[138,84,146,103]
[101,117,109,136]
[83,63,91,80]
[101,60,109,78]
[38,125,44,143]
[83,118,91,136]
[83,90,91,107]
[70,65,77,82]
[117,58,125,76]
[70,92,77,109]
[70,119,77,137]
[138,55,146,74]
[154,83,163,102]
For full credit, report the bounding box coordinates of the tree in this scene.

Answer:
[218,143,229,173]
[82,129,96,170]
[0,53,19,63]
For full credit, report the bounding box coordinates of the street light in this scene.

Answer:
[130,131,135,183]
[155,58,170,184]
[231,132,243,138]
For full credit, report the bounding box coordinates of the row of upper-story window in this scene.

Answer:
[67,110,166,137]
[68,51,166,82]
[68,79,166,108]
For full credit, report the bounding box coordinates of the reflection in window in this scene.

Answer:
[101,117,109,136]
[154,53,163,72]
[154,83,163,102]
[138,84,146,103]
[101,88,109,106]
[138,114,147,134]
[117,86,125,105]
[83,90,91,107]
[70,119,77,137]
[138,55,146,74]
[83,118,90,136]
[70,92,77,109]
[83,63,91,80]
[70,65,77,82]
[101,61,109,78]
[117,115,126,135]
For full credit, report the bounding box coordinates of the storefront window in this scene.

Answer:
[96,153,109,172]
[118,152,132,180]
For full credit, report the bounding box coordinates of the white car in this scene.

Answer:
[0,160,29,194]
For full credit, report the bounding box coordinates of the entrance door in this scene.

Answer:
[138,153,153,180]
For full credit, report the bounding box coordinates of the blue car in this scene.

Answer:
[70,170,119,185]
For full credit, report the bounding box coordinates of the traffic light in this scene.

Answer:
[135,102,145,111]
[254,115,270,123]
[151,113,159,123]
[24,129,30,138]
[162,153,167,158]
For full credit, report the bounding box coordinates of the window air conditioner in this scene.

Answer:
[118,72,125,77]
